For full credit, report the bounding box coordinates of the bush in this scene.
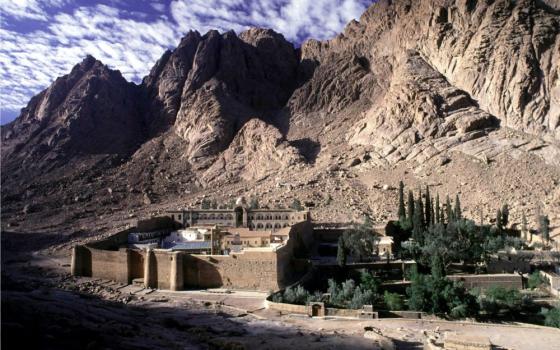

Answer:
[406,266,477,318]
[360,270,380,295]
[283,285,310,305]
[476,286,524,317]
[543,306,560,328]
[349,287,373,309]
[527,271,545,289]
[384,291,404,311]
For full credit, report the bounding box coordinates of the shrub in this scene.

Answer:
[476,286,524,317]
[282,285,310,305]
[527,271,545,289]
[359,270,380,296]
[348,287,372,309]
[384,291,404,311]
[543,306,560,328]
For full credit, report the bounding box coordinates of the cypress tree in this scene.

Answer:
[435,194,441,223]
[454,194,461,221]
[496,208,503,232]
[407,190,415,226]
[539,215,550,244]
[412,199,423,244]
[430,200,435,226]
[446,195,453,223]
[418,191,425,229]
[501,204,509,228]
[521,211,528,241]
[425,185,431,227]
[398,181,406,222]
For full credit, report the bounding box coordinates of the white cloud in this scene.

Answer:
[0,0,71,21]
[0,0,372,118]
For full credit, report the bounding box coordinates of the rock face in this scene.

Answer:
[1,0,559,233]
[1,55,144,176]
[202,118,303,183]
[143,28,299,168]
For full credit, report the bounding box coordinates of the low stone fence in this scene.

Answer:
[539,271,560,297]
[447,274,523,290]
[266,300,425,319]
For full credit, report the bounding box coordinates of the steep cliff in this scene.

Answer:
[1,0,559,235]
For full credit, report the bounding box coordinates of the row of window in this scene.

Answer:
[170,213,305,222]
[250,223,289,229]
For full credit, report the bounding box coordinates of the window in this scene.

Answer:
[178,214,182,220]
[171,215,175,220]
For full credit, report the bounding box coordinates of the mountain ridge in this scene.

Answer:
[1,0,559,237]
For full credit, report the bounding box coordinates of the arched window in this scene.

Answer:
[266,215,271,220]
[283,223,289,227]
[201,214,207,220]
[284,215,289,220]
[266,223,272,229]
[209,214,215,220]
[218,214,224,220]
[257,223,263,229]
[274,223,281,228]
[257,215,262,220]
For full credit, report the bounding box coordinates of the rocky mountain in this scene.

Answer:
[1,0,559,239]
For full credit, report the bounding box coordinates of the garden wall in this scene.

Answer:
[447,274,522,290]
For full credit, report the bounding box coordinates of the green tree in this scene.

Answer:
[412,199,424,244]
[360,270,381,296]
[407,190,415,226]
[201,199,211,209]
[435,194,441,224]
[384,291,404,310]
[406,266,429,311]
[476,286,523,318]
[446,195,453,223]
[343,223,379,262]
[539,215,550,244]
[501,204,509,228]
[425,186,432,227]
[496,208,503,232]
[543,306,560,328]
[290,198,304,211]
[398,181,406,222]
[527,271,545,289]
[418,191,425,229]
[454,194,461,221]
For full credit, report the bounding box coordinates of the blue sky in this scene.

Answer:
[0,0,373,125]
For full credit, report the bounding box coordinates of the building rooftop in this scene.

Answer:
[163,241,212,250]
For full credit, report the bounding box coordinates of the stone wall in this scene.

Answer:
[266,300,308,314]
[72,218,313,291]
[448,274,523,290]
[184,251,280,290]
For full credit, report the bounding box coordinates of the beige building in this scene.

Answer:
[167,197,310,232]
